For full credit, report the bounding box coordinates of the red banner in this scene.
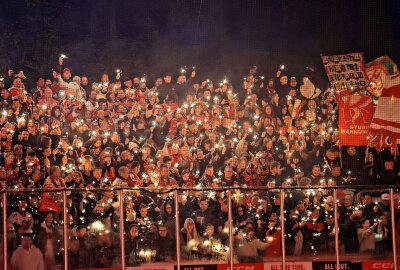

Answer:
[362,260,399,270]
[217,263,264,270]
[335,91,374,146]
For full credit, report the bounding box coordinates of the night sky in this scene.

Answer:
[0,0,399,84]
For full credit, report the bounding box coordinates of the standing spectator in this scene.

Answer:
[11,230,44,270]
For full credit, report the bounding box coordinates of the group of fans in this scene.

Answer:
[0,55,399,269]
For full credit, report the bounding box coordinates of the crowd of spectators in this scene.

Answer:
[0,56,399,269]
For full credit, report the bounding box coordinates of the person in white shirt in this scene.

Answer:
[11,230,44,270]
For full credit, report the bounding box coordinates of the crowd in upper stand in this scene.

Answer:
[0,56,399,269]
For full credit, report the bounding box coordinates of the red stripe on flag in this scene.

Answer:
[371,118,400,129]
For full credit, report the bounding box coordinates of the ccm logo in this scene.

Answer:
[372,263,394,269]
[226,267,255,270]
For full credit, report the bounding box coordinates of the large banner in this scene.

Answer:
[370,74,400,145]
[321,52,369,91]
[366,55,399,99]
[335,90,374,146]
[362,260,399,270]
[312,261,362,270]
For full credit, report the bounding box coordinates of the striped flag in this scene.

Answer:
[370,74,400,142]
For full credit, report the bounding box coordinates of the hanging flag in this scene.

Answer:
[39,192,62,212]
[366,55,399,100]
[370,74,400,145]
[321,52,369,91]
[335,90,374,146]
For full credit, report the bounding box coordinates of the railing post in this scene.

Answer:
[333,188,340,270]
[390,188,398,270]
[62,190,68,270]
[120,189,126,269]
[2,192,7,270]
[228,190,234,267]
[174,189,181,270]
[279,189,286,269]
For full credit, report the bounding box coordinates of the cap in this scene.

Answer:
[290,77,297,82]
[381,193,390,201]
[63,68,71,73]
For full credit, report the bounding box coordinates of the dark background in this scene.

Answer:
[0,0,399,85]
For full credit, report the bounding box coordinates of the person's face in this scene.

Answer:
[52,167,61,178]
[176,75,185,84]
[160,167,169,177]
[326,150,335,160]
[140,207,148,217]
[312,166,321,176]
[270,212,278,222]
[199,201,208,212]
[280,76,288,85]
[224,167,233,177]
[31,170,40,180]
[93,169,102,179]
[13,78,22,87]
[13,146,23,155]
[124,80,132,88]
[63,71,71,81]
[163,75,172,84]
[384,161,394,171]
[267,181,276,188]
[45,213,54,224]
[165,204,172,214]
[344,198,352,207]
[90,91,97,100]
[206,225,214,236]
[101,74,109,82]
[186,220,195,230]
[81,77,88,86]
[205,167,213,176]
[130,226,139,236]
[363,220,370,229]
[155,78,163,87]
[296,203,305,213]
[37,78,45,87]
[158,226,168,237]
[5,154,14,164]
[120,169,129,179]
[196,149,204,159]
[347,147,356,156]
[363,195,372,205]
[132,165,140,174]
[44,89,53,99]
[1,89,9,99]
[368,153,374,163]
[61,155,68,165]
[117,90,126,100]
[22,236,33,249]
[380,216,387,225]
[331,166,341,177]
[133,77,140,86]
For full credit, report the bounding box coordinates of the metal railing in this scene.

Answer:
[1,185,399,270]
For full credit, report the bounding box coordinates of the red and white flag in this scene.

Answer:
[370,74,400,142]
[291,99,306,118]
[335,90,374,146]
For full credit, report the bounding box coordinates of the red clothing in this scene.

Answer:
[264,228,282,257]
[8,87,25,97]
[158,177,178,187]
[126,174,143,187]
